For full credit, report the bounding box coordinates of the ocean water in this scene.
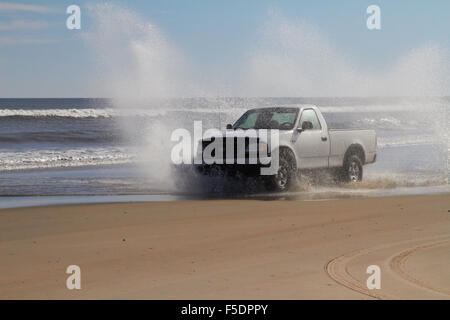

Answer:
[0,97,448,197]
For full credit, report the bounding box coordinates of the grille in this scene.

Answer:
[201,137,263,164]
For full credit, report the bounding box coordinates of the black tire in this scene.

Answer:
[265,148,297,192]
[341,154,363,183]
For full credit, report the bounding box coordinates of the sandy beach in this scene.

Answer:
[0,194,449,299]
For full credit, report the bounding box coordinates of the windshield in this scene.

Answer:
[233,108,299,130]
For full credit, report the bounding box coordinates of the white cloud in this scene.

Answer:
[0,2,56,13]
[0,20,50,30]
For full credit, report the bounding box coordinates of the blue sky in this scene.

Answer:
[0,0,449,97]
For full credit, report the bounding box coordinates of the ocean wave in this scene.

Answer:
[0,147,136,171]
[320,101,448,113]
[0,108,117,118]
[352,116,419,130]
[0,102,446,119]
[377,135,445,148]
[0,108,172,118]
[0,130,122,144]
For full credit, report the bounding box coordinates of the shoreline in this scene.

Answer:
[1,184,449,210]
[1,193,449,299]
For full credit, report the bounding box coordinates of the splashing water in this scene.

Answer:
[244,11,450,97]
[85,3,197,189]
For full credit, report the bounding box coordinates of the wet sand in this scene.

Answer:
[0,194,449,299]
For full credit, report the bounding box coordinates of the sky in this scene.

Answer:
[0,0,449,97]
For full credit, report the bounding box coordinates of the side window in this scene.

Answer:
[239,112,258,129]
[299,109,321,130]
[270,112,296,125]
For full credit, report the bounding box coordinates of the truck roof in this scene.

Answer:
[249,104,317,111]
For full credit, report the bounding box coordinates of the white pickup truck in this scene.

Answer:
[195,105,377,191]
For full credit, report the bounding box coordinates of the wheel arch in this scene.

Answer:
[277,145,298,168]
[344,143,366,165]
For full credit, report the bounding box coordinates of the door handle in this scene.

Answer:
[321,137,327,141]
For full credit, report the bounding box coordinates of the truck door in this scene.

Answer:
[294,108,330,169]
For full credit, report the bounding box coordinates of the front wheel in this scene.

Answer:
[265,149,297,192]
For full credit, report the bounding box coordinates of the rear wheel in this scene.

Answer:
[265,148,297,192]
[341,154,363,183]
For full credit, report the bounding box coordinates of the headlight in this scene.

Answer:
[261,143,267,152]
[259,142,269,155]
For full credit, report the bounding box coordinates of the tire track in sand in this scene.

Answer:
[389,239,450,296]
[325,235,450,299]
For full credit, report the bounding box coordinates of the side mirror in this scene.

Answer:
[301,121,313,130]
[226,124,233,130]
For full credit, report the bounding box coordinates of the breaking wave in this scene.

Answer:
[0,147,135,171]
[0,108,169,118]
